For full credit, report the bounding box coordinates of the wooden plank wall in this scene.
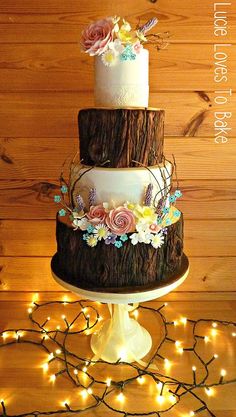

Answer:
[0,0,235,301]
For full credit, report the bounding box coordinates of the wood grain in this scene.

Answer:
[0,0,235,42]
[0,91,233,137]
[1,256,236,294]
[1,179,235,220]
[0,219,236,257]
[1,137,235,180]
[0,300,236,416]
[0,43,235,91]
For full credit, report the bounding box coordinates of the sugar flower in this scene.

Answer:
[86,235,98,247]
[151,232,165,249]
[81,17,114,56]
[54,195,61,203]
[133,205,157,225]
[87,205,107,225]
[87,224,95,234]
[130,233,139,246]
[72,217,90,231]
[114,240,123,249]
[149,223,161,234]
[94,224,109,241]
[58,209,66,217]
[106,206,136,236]
[60,185,68,194]
[133,40,143,54]
[101,49,117,66]
[105,234,117,245]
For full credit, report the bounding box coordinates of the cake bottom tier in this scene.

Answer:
[55,215,184,291]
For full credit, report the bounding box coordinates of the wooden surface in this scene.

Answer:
[0,300,236,416]
[0,0,236,413]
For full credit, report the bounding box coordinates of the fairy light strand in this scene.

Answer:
[0,300,235,417]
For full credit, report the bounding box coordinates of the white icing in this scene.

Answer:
[94,49,149,107]
[72,161,172,209]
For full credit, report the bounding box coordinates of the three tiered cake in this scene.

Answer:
[52,17,188,292]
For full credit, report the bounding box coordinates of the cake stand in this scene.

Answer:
[51,254,189,363]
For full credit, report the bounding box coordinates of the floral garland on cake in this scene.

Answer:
[54,181,182,250]
[81,16,168,66]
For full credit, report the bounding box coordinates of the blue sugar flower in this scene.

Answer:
[58,209,66,217]
[87,225,95,234]
[169,195,176,203]
[114,240,123,249]
[165,219,171,225]
[175,190,182,198]
[157,217,162,224]
[162,207,170,215]
[54,195,61,203]
[83,233,89,241]
[120,234,128,242]
[120,45,136,62]
[60,185,68,194]
[173,209,181,217]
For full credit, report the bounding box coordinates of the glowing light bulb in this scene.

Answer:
[47,316,50,321]
[61,315,66,320]
[221,369,226,377]
[164,358,171,369]
[98,316,103,322]
[204,336,209,343]
[55,349,61,355]
[192,366,197,372]
[189,412,195,417]
[74,369,78,375]
[214,354,218,359]
[42,363,49,371]
[119,348,127,360]
[80,389,88,399]
[137,376,145,384]
[48,353,54,360]
[175,340,181,347]
[117,392,125,403]
[87,388,93,395]
[63,296,69,305]
[173,320,178,326]
[177,347,183,354]
[56,325,61,330]
[181,317,187,325]
[28,308,32,314]
[212,322,218,328]
[211,328,217,337]
[205,387,214,396]
[61,400,70,407]
[106,378,111,387]
[82,366,88,373]
[164,302,168,306]
[0,399,4,403]
[232,332,236,337]
[169,394,175,403]
[156,395,164,404]
[50,374,56,382]
[82,308,87,313]
[2,332,8,340]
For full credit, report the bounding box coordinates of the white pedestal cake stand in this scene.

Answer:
[51,254,189,364]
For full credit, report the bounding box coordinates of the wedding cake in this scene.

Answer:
[52,17,187,291]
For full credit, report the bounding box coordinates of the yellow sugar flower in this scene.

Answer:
[117,29,138,44]
[133,205,157,224]
[101,49,117,66]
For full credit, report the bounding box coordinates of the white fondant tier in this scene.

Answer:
[72,161,172,209]
[94,49,149,108]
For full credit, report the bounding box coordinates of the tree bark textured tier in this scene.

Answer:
[78,108,164,168]
[54,215,184,291]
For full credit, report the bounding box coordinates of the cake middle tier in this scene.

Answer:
[78,108,164,168]
[70,161,172,209]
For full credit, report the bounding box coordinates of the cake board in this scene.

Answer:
[51,254,189,363]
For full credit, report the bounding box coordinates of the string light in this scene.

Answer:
[42,363,49,372]
[2,332,8,340]
[117,392,125,403]
[192,366,197,385]
[137,376,145,384]
[87,387,93,395]
[156,395,164,404]
[50,374,56,382]
[189,411,195,417]
[82,366,88,373]
[204,336,209,343]
[74,369,78,375]
[28,307,33,314]
[164,358,171,370]
[106,378,111,387]
[55,349,61,355]
[232,332,236,337]
[212,322,218,328]
[80,389,88,399]
[220,369,227,383]
[180,317,187,325]
[211,328,217,337]
[205,387,214,396]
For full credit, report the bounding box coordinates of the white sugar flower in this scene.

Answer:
[73,217,90,231]
[138,231,152,244]
[136,222,149,233]
[130,233,139,245]
[151,232,165,249]
[109,39,125,54]
[101,49,117,66]
[94,224,109,241]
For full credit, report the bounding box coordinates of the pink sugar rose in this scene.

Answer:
[81,18,114,56]
[133,40,143,54]
[149,223,161,233]
[87,205,107,225]
[106,207,136,236]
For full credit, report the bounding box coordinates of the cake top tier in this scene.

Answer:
[81,16,166,108]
